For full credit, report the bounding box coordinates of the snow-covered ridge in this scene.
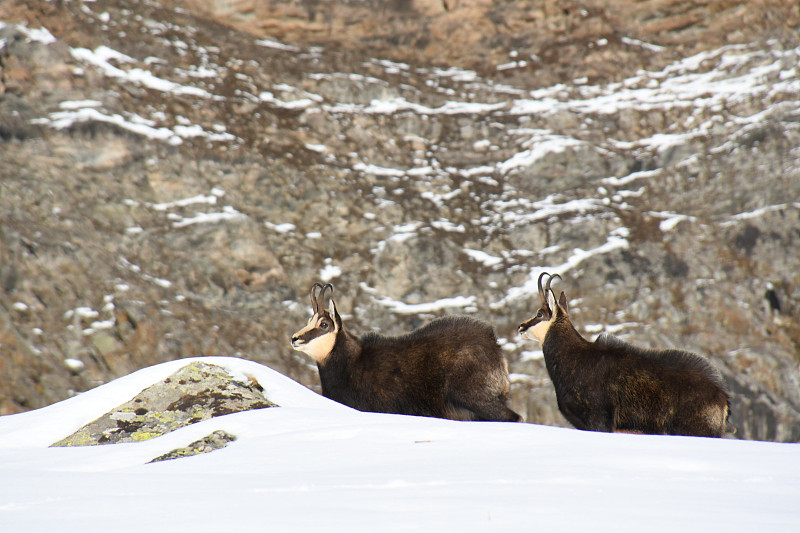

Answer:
[0,21,55,45]
[33,100,236,146]
[0,357,798,531]
[492,232,631,309]
[0,357,343,448]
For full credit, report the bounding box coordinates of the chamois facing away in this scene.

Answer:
[291,283,521,422]
[518,273,731,437]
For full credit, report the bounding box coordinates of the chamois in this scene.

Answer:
[518,273,730,437]
[291,283,521,422]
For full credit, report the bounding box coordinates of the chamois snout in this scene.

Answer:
[518,310,544,336]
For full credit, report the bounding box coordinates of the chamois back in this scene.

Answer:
[595,333,729,394]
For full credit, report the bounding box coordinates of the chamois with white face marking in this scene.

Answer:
[518,273,731,437]
[291,283,521,422]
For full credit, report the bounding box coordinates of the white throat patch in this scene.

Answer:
[296,331,336,363]
[527,320,551,344]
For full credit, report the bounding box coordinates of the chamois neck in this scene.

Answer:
[338,329,362,357]
[318,328,361,369]
[543,317,589,351]
[316,329,362,400]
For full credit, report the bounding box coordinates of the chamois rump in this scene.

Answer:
[291,283,521,422]
[518,273,731,437]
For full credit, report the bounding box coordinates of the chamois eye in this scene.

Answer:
[320,321,329,329]
[536,311,544,319]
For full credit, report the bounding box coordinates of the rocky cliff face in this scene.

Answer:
[1,0,799,441]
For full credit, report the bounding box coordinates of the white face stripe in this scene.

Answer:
[291,311,338,363]
[294,315,325,336]
[293,320,314,339]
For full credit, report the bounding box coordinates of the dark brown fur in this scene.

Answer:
[519,273,731,437]
[292,284,521,422]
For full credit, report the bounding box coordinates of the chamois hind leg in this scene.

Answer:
[449,395,522,422]
[560,403,613,432]
[445,350,522,422]
[448,377,522,422]
[475,399,523,422]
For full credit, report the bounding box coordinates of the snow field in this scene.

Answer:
[1,357,798,532]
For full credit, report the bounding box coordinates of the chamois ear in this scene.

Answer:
[329,298,342,329]
[546,290,557,316]
[558,291,569,314]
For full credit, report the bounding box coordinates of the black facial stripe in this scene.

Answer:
[295,314,333,341]
[519,305,552,330]
[300,330,323,343]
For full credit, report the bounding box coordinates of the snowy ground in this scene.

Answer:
[1,357,799,532]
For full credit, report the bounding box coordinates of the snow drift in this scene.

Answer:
[1,357,798,532]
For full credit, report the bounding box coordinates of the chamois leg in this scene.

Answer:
[452,396,522,422]
[560,403,614,432]
[672,404,728,438]
[449,383,522,422]
[475,400,523,423]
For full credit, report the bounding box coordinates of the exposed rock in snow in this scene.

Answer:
[148,428,237,462]
[51,362,276,447]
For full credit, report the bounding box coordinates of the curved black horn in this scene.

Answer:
[537,272,548,303]
[310,283,325,314]
[544,273,562,294]
[319,283,334,311]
